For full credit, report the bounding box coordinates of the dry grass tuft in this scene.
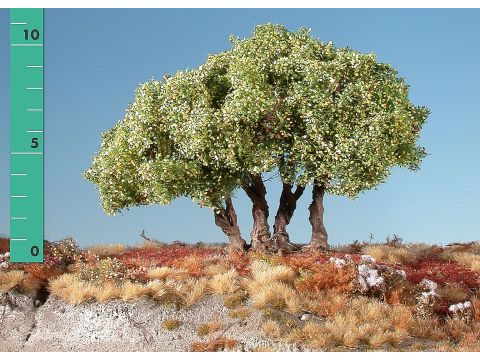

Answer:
[251,260,295,285]
[49,273,95,304]
[85,243,126,257]
[183,278,209,307]
[438,284,468,303]
[136,240,165,249]
[120,281,148,301]
[146,266,188,281]
[0,270,28,292]
[302,290,350,317]
[163,318,182,331]
[408,316,447,341]
[362,244,430,264]
[290,297,412,349]
[196,320,223,337]
[223,291,247,309]
[191,337,237,352]
[262,320,283,339]
[145,279,183,306]
[249,281,301,313]
[447,252,480,272]
[94,283,121,302]
[209,268,239,294]
[229,306,251,319]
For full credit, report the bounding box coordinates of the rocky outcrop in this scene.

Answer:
[0,291,308,351]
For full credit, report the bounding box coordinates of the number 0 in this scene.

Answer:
[31,246,39,257]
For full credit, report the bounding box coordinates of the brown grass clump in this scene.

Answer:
[191,337,237,352]
[163,318,182,331]
[248,281,301,313]
[209,268,239,294]
[0,270,28,292]
[85,243,126,257]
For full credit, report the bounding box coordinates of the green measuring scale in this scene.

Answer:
[10,8,44,262]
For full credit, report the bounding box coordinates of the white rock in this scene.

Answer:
[300,313,312,321]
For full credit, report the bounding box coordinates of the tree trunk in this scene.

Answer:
[243,175,272,251]
[214,197,247,252]
[273,183,305,253]
[307,184,329,250]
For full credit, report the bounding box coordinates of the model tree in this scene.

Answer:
[85,24,428,253]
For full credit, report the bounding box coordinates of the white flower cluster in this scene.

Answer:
[419,278,438,301]
[358,262,384,292]
[0,252,10,269]
[329,257,346,268]
[448,301,472,314]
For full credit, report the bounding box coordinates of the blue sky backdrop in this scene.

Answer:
[0,9,479,247]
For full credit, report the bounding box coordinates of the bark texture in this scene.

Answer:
[243,175,272,251]
[273,183,305,253]
[307,184,329,250]
[214,197,246,252]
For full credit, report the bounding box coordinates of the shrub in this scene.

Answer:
[45,237,80,267]
[78,257,127,284]
[296,263,356,294]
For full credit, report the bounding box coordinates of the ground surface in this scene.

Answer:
[1,237,480,351]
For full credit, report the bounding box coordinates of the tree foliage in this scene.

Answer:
[85,24,428,249]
